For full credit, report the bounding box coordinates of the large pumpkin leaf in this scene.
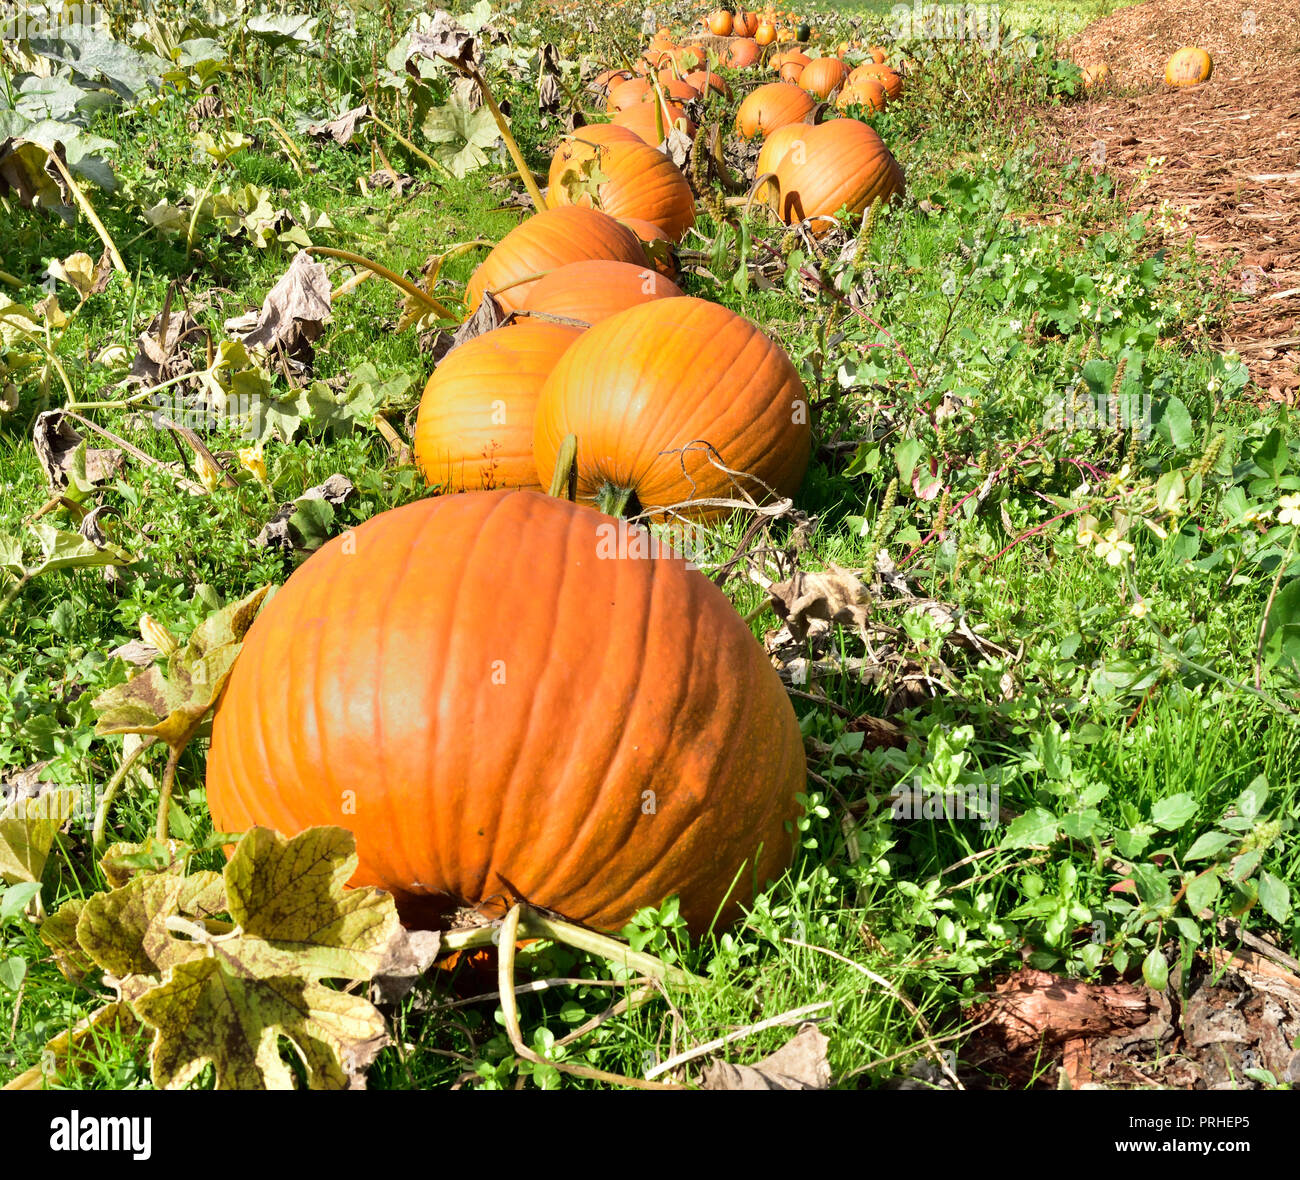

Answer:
[421,95,501,178]
[0,789,77,885]
[133,956,388,1090]
[93,584,272,747]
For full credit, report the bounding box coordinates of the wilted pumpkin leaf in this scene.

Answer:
[0,789,77,885]
[222,827,402,982]
[133,955,388,1090]
[76,869,227,978]
[29,521,134,576]
[93,584,273,748]
[557,152,608,206]
[39,898,94,983]
[0,137,69,209]
[701,1022,831,1090]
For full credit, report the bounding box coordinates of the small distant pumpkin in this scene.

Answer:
[1165,46,1212,87]
[755,20,778,46]
[1081,61,1111,90]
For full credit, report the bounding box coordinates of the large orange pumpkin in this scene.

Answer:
[611,100,696,145]
[466,207,646,314]
[606,76,651,112]
[1165,46,1212,87]
[205,489,806,934]
[724,37,761,68]
[736,81,814,137]
[754,120,807,200]
[769,118,904,231]
[836,77,887,111]
[849,62,902,100]
[546,124,642,195]
[733,10,759,37]
[533,297,811,518]
[413,321,581,492]
[799,56,847,98]
[548,137,695,242]
[518,259,683,325]
[684,68,731,98]
[707,8,733,35]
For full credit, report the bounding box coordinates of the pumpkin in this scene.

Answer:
[867,45,888,64]
[733,9,759,36]
[414,321,582,492]
[606,76,651,112]
[533,296,811,518]
[466,206,646,314]
[724,37,761,68]
[707,8,733,35]
[520,260,683,325]
[205,488,806,935]
[850,62,902,100]
[1165,46,1212,87]
[1080,62,1111,90]
[800,56,847,99]
[617,217,678,277]
[592,68,633,93]
[754,120,807,200]
[778,56,808,84]
[684,68,731,98]
[654,77,701,103]
[611,100,696,146]
[736,81,814,138]
[755,20,778,46]
[547,138,695,242]
[796,21,811,41]
[546,124,641,195]
[769,117,904,231]
[836,77,887,111]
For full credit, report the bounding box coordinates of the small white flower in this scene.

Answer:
[1279,494,1300,528]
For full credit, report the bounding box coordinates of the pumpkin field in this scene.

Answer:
[2,0,1299,1099]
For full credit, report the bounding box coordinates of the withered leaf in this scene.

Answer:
[768,563,873,641]
[701,1023,831,1090]
[0,789,78,885]
[227,250,332,360]
[306,103,372,146]
[92,585,273,750]
[32,411,125,490]
[406,12,480,75]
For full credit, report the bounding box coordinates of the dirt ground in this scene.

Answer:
[1044,0,1300,401]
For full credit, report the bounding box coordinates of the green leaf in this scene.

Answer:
[422,98,502,179]
[1159,397,1192,450]
[1150,793,1197,831]
[1184,830,1235,861]
[28,523,134,577]
[0,880,43,923]
[1236,776,1269,822]
[894,436,922,486]
[1257,872,1291,926]
[0,956,27,991]
[999,807,1059,849]
[1141,946,1169,990]
[1131,862,1172,908]
[1184,870,1221,914]
[1261,579,1300,674]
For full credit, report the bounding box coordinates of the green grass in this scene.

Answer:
[1,0,1297,1091]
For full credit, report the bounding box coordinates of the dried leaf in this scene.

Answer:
[227,250,332,361]
[767,564,873,641]
[32,411,125,490]
[305,103,372,146]
[406,12,481,75]
[701,1023,831,1090]
[92,585,273,750]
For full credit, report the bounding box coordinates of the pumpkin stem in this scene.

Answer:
[596,484,637,518]
[548,434,579,501]
[495,904,686,1089]
[155,744,183,843]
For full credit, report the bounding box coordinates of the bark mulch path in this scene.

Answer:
[1044,0,1300,401]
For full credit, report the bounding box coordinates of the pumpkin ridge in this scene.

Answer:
[478,492,588,906]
